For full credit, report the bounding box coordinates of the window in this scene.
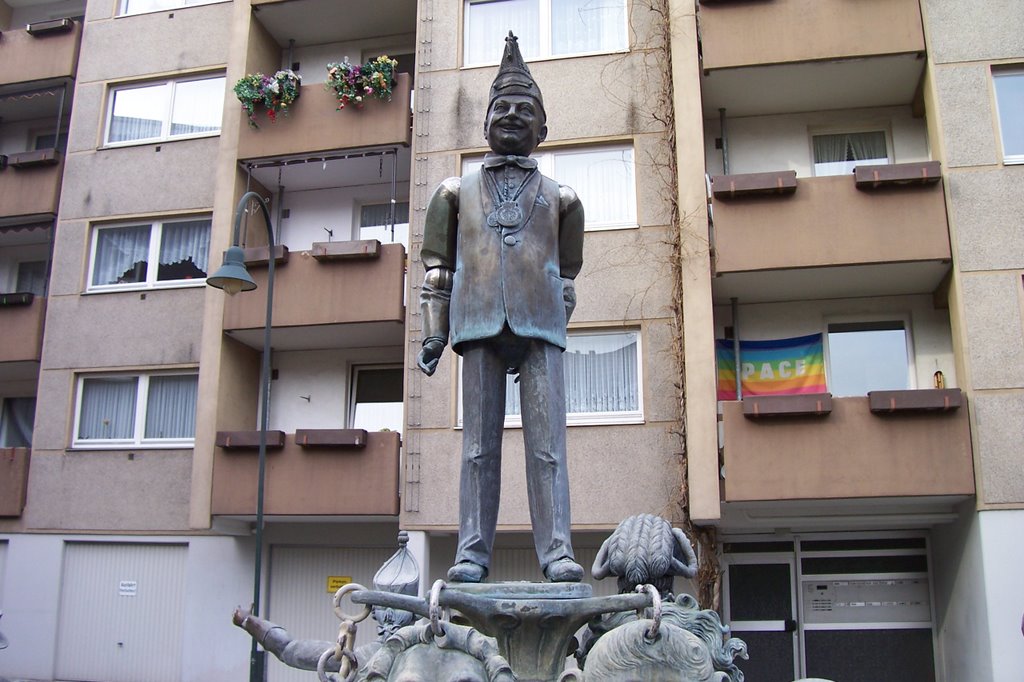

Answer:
[0,397,36,447]
[105,75,225,145]
[350,365,404,435]
[88,217,211,291]
[120,0,220,16]
[16,261,48,296]
[826,321,911,397]
[359,201,410,247]
[994,69,1024,164]
[74,373,198,447]
[463,144,637,230]
[464,0,628,66]
[812,131,889,176]
[33,130,69,152]
[458,329,643,426]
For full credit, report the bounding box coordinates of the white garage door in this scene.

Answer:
[267,545,393,682]
[55,542,187,682]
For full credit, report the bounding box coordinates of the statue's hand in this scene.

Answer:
[417,338,445,376]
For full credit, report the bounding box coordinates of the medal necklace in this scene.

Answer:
[486,164,536,229]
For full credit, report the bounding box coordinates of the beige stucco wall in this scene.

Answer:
[921,0,1024,508]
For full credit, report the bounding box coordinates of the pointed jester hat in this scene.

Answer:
[488,31,546,121]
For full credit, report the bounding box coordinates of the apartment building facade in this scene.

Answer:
[0,1,1019,681]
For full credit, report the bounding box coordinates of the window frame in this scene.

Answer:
[457,328,645,428]
[823,314,915,397]
[72,371,199,449]
[348,363,405,435]
[86,215,212,293]
[809,126,893,177]
[103,74,225,147]
[118,0,224,17]
[993,67,1024,165]
[461,143,639,231]
[462,0,629,67]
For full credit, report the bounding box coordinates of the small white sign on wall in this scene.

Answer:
[118,580,138,597]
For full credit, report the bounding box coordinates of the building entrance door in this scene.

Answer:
[723,555,799,682]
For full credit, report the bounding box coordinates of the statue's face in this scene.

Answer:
[484,94,547,156]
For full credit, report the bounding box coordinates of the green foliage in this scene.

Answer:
[233,69,302,128]
[325,55,399,110]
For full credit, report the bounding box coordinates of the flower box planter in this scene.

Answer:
[215,430,287,450]
[742,393,833,418]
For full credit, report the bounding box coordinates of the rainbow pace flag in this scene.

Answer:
[716,333,827,400]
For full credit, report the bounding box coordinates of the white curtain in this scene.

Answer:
[553,147,635,227]
[144,375,198,439]
[93,225,150,285]
[360,203,410,246]
[813,131,887,176]
[16,261,48,296]
[170,77,225,137]
[505,333,638,415]
[78,377,137,440]
[466,0,540,64]
[0,397,36,447]
[109,84,167,143]
[551,0,626,55]
[158,220,210,281]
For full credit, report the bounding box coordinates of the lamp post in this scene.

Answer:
[207,191,276,682]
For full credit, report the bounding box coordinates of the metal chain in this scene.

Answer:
[635,584,663,640]
[315,583,371,682]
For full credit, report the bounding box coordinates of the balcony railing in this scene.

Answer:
[236,73,412,161]
[210,430,400,516]
[0,19,82,86]
[720,392,975,502]
[0,153,64,220]
[699,0,924,71]
[221,241,406,349]
[0,447,30,517]
[0,295,46,364]
[711,166,950,274]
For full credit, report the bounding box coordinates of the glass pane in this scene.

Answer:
[0,397,36,447]
[827,324,909,396]
[730,631,795,682]
[553,147,635,227]
[551,0,627,55]
[158,219,210,281]
[504,331,639,416]
[465,0,539,64]
[78,377,138,440]
[109,84,168,143]
[16,261,47,296]
[352,367,404,434]
[92,225,151,286]
[122,0,179,14]
[805,629,935,682]
[995,72,1024,158]
[359,202,410,247]
[145,375,198,439]
[802,555,928,575]
[170,77,225,137]
[728,563,792,621]
[813,131,888,176]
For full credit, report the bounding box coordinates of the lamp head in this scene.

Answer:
[207,246,257,296]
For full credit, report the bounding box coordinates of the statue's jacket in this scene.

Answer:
[420,167,585,353]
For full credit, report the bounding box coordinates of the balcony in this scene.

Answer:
[720,392,974,503]
[0,448,30,517]
[699,0,925,116]
[236,73,412,162]
[0,295,46,364]
[710,167,951,302]
[221,241,406,350]
[0,155,64,221]
[210,430,400,516]
[0,19,82,87]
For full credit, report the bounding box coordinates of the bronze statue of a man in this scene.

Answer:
[417,32,585,584]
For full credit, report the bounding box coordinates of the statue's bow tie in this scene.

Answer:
[483,154,538,170]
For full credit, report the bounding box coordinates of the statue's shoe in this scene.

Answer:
[545,558,584,582]
[447,561,488,583]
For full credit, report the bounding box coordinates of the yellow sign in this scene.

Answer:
[327,575,352,593]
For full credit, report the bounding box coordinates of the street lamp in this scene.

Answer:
[207,191,276,682]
